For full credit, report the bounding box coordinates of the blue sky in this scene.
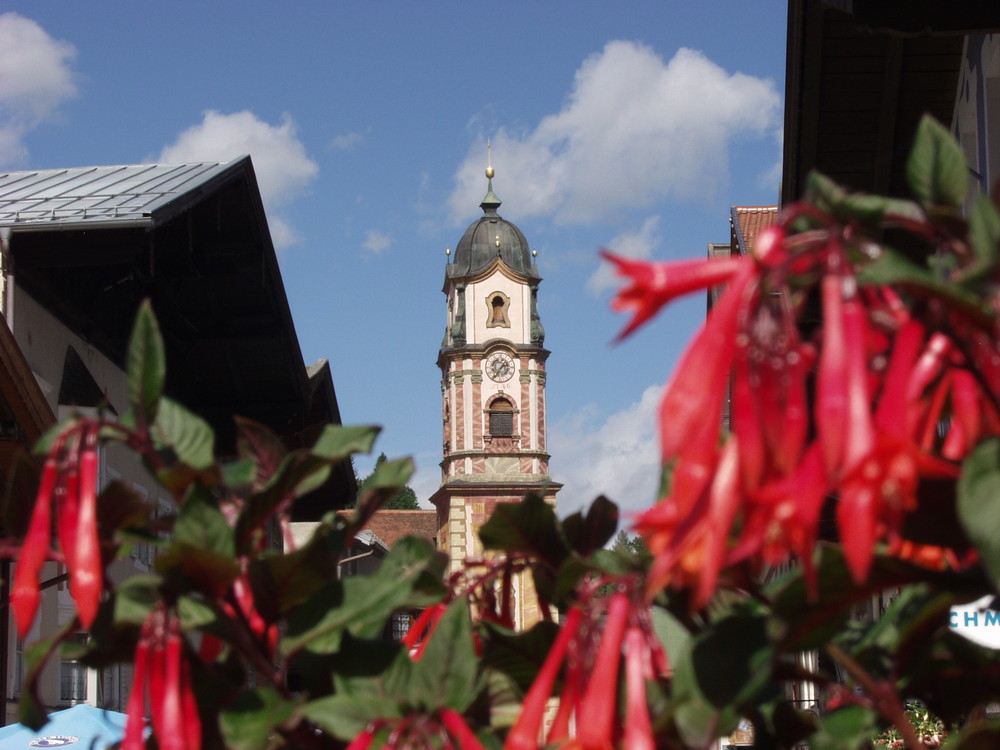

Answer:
[0,2,787,519]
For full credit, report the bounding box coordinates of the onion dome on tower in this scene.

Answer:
[447,169,540,281]
[443,165,545,349]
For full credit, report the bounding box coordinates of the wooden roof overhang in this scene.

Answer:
[782,0,1000,206]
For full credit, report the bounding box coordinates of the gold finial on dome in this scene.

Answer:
[486,165,495,179]
[486,138,495,180]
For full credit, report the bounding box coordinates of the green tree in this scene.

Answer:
[357,452,420,509]
[611,529,648,557]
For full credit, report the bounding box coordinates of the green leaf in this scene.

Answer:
[156,487,239,596]
[220,458,257,488]
[808,705,879,750]
[651,605,691,668]
[668,608,772,746]
[945,721,1000,749]
[235,451,334,550]
[32,417,76,456]
[157,541,241,598]
[479,493,567,564]
[405,599,479,711]
[354,455,415,521]
[282,537,446,655]
[482,620,560,695]
[177,593,221,629]
[173,486,234,558]
[327,631,406,696]
[126,299,166,426]
[805,171,925,227]
[907,114,968,209]
[219,688,299,750]
[113,574,162,625]
[857,245,988,321]
[150,396,216,473]
[235,416,288,487]
[479,494,569,607]
[963,194,1000,282]
[236,430,382,552]
[689,610,773,709]
[310,423,382,461]
[560,495,618,557]
[302,695,402,741]
[19,620,78,730]
[958,438,1000,590]
[248,523,347,619]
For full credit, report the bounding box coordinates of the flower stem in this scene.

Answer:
[825,643,926,750]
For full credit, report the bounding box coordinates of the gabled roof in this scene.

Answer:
[0,156,356,513]
[338,509,438,549]
[0,162,237,231]
[730,206,778,255]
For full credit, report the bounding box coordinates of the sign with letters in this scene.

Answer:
[950,596,1000,649]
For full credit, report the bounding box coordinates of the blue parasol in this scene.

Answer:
[0,704,130,749]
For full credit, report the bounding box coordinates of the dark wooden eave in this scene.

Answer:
[782,0,980,205]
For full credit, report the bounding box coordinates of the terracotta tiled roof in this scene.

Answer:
[338,509,438,549]
[730,206,778,256]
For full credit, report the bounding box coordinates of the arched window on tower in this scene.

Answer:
[488,397,514,437]
[486,291,510,328]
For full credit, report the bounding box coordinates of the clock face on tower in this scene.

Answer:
[485,351,514,382]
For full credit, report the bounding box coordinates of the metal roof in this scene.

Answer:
[0,161,237,231]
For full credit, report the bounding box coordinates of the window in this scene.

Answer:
[489,397,514,437]
[60,633,89,703]
[13,637,23,696]
[486,291,510,328]
[389,612,412,642]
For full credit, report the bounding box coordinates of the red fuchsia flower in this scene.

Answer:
[11,450,59,640]
[601,250,747,342]
[640,436,743,607]
[507,584,666,750]
[574,591,630,750]
[505,607,583,750]
[124,604,201,750]
[12,425,104,637]
[741,443,828,594]
[230,571,278,656]
[623,627,655,750]
[401,602,447,661]
[438,708,487,750]
[752,224,788,265]
[941,368,981,460]
[69,428,102,630]
[348,711,485,749]
[658,260,758,463]
[816,261,851,477]
[344,727,377,750]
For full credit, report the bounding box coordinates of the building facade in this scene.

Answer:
[0,159,356,722]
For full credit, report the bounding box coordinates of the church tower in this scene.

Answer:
[430,164,561,628]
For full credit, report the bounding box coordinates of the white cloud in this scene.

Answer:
[362,229,391,255]
[331,131,363,150]
[158,110,318,249]
[549,384,662,521]
[586,215,661,296]
[0,12,78,166]
[448,42,780,224]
